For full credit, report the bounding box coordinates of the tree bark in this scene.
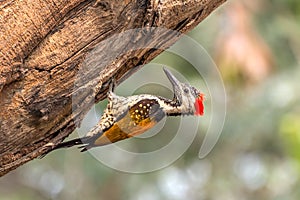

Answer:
[0,0,226,176]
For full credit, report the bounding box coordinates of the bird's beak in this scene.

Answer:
[163,67,182,102]
[163,67,181,91]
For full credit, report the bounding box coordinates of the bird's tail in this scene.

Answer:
[55,137,92,152]
[40,136,91,158]
[54,137,87,149]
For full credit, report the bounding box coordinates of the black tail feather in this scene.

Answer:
[54,136,91,150]
[79,145,89,152]
[78,142,95,152]
[40,136,92,158]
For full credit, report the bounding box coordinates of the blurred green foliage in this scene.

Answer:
[1,0,300,199]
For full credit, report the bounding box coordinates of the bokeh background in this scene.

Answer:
[1,0,300,199]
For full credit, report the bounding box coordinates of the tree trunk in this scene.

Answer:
[0,0,226,176]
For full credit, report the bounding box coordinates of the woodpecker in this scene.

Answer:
[53,68,205,152]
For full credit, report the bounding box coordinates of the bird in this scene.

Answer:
[50,67,205,152]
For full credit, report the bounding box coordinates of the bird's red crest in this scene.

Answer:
[194,93,205,116]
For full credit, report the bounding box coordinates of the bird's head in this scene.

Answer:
[163,68,205,116]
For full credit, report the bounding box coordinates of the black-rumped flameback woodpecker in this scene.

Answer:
[52,68,205,152]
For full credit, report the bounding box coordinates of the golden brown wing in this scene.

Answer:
[88,99,165,148]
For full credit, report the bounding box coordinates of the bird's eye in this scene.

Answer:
[184,88,189,93]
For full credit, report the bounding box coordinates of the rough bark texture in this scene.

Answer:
[0,0,226,176]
